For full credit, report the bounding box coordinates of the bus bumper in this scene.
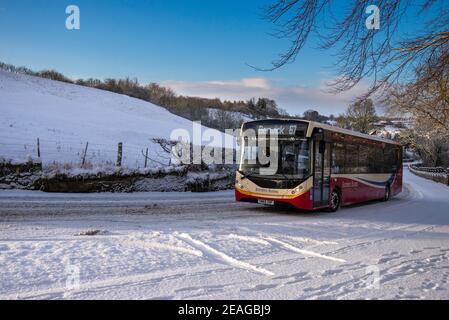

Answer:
[235,188,314,211]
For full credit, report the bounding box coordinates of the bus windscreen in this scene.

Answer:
[239,121,310,180]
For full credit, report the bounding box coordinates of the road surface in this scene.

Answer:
[1,167,449,299]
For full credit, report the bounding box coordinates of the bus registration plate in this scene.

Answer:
[258,199,274,206]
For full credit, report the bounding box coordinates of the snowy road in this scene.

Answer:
[1,167,449,299]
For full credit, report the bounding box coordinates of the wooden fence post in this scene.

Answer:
[81,142,89,167]
[117,142,123,167]
[144,147,148,168]
[37,138,41,158]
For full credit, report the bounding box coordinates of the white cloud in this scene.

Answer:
[240,78,271,89]
[162,77,370,116]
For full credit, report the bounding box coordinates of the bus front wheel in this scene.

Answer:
[329,189,341,212]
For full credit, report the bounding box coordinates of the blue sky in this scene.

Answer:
[0,0,436,115]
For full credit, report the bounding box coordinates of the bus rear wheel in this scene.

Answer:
[329,189,341,212]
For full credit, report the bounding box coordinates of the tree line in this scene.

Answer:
[0,62,286,131]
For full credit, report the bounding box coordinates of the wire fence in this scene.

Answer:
[0,136,172,169]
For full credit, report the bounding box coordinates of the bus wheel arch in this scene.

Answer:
[329,187,341,212]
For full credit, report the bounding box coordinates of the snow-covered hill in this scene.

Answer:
[0,70,234,168]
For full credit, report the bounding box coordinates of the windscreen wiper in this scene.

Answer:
[239,171,254,180]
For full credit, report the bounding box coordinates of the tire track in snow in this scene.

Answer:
[234,226,340,247]
[263,237,346,263]
[226,228,343,263]
[176,233,275,276]
[284,235,338,246]
[124,240,203,257]
[227,234,271,246]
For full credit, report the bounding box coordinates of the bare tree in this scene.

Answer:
[260,0,449,94]
[399,117,449,167]
[383,54,449,135]
[340,98,378,133]
[383,59,449,165]
[303,109,320,121]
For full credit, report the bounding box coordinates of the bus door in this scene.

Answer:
[313,137,331,208]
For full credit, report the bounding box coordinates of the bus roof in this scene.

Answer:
[242,119,401,146]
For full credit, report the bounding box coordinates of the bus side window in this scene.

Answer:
[372,146,383,173]
[367,145,375,173]
[359,145,370,174]
[393,147,400,171]
[345,144,358,174]
[332,143,345,174]
[384,146,395,173]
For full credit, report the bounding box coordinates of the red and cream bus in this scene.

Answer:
[235,119,402,211]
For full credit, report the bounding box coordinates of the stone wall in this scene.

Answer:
[0,159,42,176]
[409,165,449,186]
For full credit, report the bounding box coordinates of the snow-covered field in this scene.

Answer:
[0,70,234,167]
[1,167,449,300]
